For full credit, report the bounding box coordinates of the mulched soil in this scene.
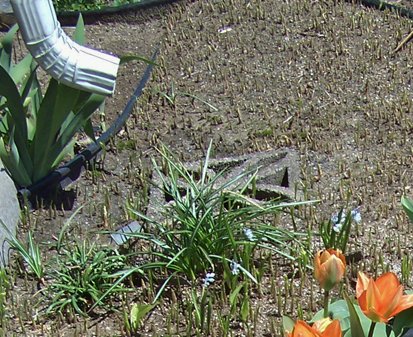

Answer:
[2,0,413,335]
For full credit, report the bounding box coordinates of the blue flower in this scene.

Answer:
[202,272,215,287]
[331,207,361,233]
[332,221,343,233]
[351,207,361,223]
[243,228,256,241]
[230,261,240,275]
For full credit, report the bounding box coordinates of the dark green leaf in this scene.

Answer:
[393,307,413,337]
[32,81,80,181]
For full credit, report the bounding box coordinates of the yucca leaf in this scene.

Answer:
[0,65,33,179]
[50,93,105,162]
[9,54,34,86]
[32,80,80,181]
[0,136,31,186]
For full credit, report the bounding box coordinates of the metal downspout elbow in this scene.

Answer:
[10,0,119,95]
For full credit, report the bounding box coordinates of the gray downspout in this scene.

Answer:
[10,0,119,95]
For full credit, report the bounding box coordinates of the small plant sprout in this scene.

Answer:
[127,302,157,334]
[319,206,361,253]
[47,238,129,318]
[1,223,44,285]
[154,81,218,111]
[401,196,413,224]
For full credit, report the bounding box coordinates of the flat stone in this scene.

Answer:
[147,148,301,221]
[0,161,20,266]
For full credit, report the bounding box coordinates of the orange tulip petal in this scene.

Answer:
[391,294,413,317]
[320,250,332,263]
[358,281,387,323]
[321,320,341,337]
[356,271,370,298]
[291,320,318,337]
[324,256,345,286]
[375,273,401,302]
[327,249,346,266]
[314,250,346,291]
[384,285,404,319]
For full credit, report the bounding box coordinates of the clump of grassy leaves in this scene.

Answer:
[122,143,313,301]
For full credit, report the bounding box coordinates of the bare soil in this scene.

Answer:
[3,0,413,335]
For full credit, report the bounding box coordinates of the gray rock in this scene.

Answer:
[0,0,15,26]
[0,161,20,267]
[0,0,12,13]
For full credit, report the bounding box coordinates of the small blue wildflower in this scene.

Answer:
[331,207,361,233]
[202,272,215,287]
[230,261,240,275]
[332,222,343,233]
[331,213,340,225]
[351,207,361,223]
[331,211,345,233]
[243,228,256,241]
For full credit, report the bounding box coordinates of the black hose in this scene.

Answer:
[18,47,159,199]
[350,0,413,20]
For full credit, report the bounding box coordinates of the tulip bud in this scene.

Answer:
[314,249,346,291]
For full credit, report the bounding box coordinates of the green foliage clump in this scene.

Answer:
[52,0,105,12]
[47,240,129,317]
[125,143,311,300]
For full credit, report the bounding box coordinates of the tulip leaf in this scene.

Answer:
[282,316,295,335]
[401,196,413,224]
[344,293,366,337]
[392,307,413,337]
[310,299,351,332]
[343,293,396,337]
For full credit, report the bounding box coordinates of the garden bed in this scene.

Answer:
[1,0,413,336]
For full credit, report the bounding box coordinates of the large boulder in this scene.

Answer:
[0,161,20,266]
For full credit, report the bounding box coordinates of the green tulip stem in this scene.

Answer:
[368,322,377,337]
[323,290,329,318]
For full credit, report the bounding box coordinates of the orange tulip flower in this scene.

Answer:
[314,249,346,291]
[356,271,413,323]
[287,319,342,337]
